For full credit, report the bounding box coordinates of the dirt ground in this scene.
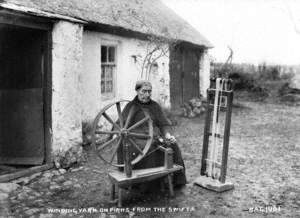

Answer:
[5,96,300,218]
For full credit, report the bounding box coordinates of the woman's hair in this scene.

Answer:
[135,80,152,91]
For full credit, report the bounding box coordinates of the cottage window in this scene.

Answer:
[101,46,116,94]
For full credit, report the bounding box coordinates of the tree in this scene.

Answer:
[284,0,300,35]
[109,0,179,80]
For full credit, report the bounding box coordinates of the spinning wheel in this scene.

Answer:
[91,100,183,207]
[91,100,153,167]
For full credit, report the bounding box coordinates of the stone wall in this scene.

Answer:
[51,21,84,168]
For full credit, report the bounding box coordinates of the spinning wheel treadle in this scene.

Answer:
[91,100,153,167]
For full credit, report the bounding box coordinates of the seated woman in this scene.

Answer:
[119,80,187,191]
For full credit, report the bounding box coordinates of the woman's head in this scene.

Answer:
[135,80,152,103]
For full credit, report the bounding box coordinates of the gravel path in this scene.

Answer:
[1,99,299,218]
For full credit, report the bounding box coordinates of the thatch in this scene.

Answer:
[2,0,212,47]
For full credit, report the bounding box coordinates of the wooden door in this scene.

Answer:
[182,48,200,102]
[170,45,200,108]
[169,46,183,108]
[0,25,46,165]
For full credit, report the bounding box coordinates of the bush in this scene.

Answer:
[228,72,256,90]
[258,63,281,80]
[280,71,294,81]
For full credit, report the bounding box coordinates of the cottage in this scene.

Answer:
[0,0,212,176]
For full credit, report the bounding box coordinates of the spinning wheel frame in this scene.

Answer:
[91,100,153,168]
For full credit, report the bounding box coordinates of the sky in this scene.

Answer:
[163,0,300,65]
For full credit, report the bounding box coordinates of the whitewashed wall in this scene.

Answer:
[51,21,83,167]
[50,25,210,167]
[81,31,170,123]
[199,49,210,97]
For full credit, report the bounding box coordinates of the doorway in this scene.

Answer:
[169,44,201,109]
[0,23,51,167]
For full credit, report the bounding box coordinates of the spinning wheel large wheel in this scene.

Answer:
[91,100,153,168]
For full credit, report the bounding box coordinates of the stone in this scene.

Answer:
[39,214,54,218]
[26,172,42,183]
[27,195,36,200]
[70,166,84,172]
[74,184,81,188]
[43,172,53,178]
[55,176,65,183]
[13,177,31,185]
[0,192,9,201]
[10,199,18,204]
[25,208,40,216]
[49,185,60,190]
[0,205,10,218]
[0,183,20,193]
[52,170,60,176]
[45,191,52,196]
[193,107,202,115]
[62,181,73,186]
[33,192,42,197]
[22,186,33,193]
[39,177,51,184]
[59,169,67,174]
[54,145,85,169]
[17,192,28,200]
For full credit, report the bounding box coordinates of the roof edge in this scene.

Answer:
[85,22,212,49]
[0,2,86,23]
[0,1,213,48]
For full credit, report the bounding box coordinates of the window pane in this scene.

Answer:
[101,66,105,79]
[108,47,115,62]
[101,46,107,63]
[106,81,113,93]
[101,81,105,93]
[106,66,113,79]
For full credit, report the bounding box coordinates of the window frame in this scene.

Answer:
[100,43,118,99]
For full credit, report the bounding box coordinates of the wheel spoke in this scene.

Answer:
[96,136,120,151]
[109,137,123,164]
[103,112,121,131]
[128,132,151,139]
[127,116,150,131]
[95,130,120,135]
[124,106,136,128]
[116,102,123,128]
[128,138,143,154]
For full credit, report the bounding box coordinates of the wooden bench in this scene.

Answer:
[108,146,183,207]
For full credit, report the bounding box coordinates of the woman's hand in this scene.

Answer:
[165,132,176,144]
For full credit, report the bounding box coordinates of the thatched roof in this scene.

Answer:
[1,0,212,48]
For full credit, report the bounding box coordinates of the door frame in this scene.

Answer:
[169,43,202,109]
[0,10,53,164]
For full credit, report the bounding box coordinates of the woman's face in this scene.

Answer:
[137,85,152,103]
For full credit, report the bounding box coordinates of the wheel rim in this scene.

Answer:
[91,100,153,167]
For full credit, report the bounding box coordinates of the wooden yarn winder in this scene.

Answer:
[194,78,234,192]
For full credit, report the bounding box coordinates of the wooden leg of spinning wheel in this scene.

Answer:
[110,184,115,201]
[167,174,174,197]
[118,187,122,207]
[160,179,165,192]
